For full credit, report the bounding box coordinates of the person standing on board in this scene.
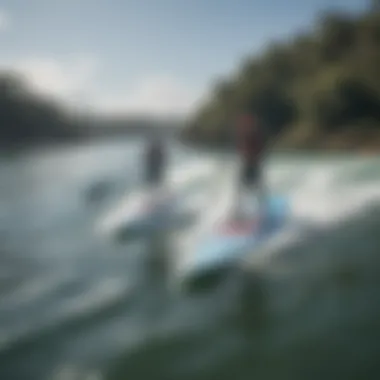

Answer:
[145,134,166,192]
[235,111,267,224]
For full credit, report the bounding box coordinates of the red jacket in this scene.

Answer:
[236,114,264,158]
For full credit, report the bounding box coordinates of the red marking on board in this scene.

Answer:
[217,219,258,235]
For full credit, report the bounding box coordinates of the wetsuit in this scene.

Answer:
[146,140,165,187]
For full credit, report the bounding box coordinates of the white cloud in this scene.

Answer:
[0,55,99,105]
[96,75,204,116]
[0,9,10,31]
[13,56,98,99]
[0,54,204,116]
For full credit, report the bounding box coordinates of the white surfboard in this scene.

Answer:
[97,187,192,240]
[96,161,215,240]
[175,193,289,291]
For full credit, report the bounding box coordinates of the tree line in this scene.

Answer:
[0,71,81,148]
[0,71,180,151]
[183,3,380,150]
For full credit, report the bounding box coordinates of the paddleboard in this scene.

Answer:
[98,187,195,240]
[96,161,216,239]
[175,194,289,291]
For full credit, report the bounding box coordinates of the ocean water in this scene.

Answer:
[0,139,379,380]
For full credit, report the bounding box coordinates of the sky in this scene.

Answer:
[0,0,369,116]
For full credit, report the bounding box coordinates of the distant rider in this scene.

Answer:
[145,135,166,190]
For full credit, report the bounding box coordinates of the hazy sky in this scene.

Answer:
[0,0,368,115]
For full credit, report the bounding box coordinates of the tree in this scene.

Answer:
[185,6,380,148]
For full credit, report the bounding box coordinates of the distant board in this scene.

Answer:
[99,187,196,240]
[96,161,215,240]
[175,195,289,291]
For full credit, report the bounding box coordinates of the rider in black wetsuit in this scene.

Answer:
[145,136,166,189]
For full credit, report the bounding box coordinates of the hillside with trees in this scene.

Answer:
[183,3,380,152]
[0,71,180,151]
[0,72,80,149]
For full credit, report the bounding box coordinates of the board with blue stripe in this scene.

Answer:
[177,195,289,289]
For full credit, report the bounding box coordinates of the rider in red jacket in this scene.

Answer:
[237,113,265,185]
[235,112,266,221]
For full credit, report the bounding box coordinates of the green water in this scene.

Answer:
[0,140,379,380]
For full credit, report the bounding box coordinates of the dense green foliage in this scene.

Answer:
[2,3,380,151]
[184,5,380,149]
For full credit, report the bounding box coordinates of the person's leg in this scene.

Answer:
[238,161,259,221]
[234,160,248,221]
[150,161,162,187]
[254,163,265,205]
[247,163,259,212]
[145,163,161,200]
[254,162,268,231]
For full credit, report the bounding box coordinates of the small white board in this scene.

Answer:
[96,160,216,240]
[97,187,193,240]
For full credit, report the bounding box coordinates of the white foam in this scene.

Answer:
[290,173,380,226]
[168,159,216,188]
[96,159,217,235]
[246,158,380,266]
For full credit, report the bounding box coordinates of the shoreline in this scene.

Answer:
[181,127,380,156]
